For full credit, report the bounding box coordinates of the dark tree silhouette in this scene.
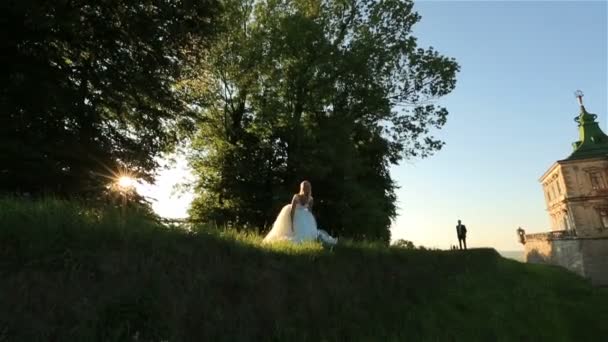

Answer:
[1,0,220,198]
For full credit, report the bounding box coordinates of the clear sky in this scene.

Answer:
[138,1,607,252]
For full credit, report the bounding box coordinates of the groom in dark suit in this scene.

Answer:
[456,219,467,250]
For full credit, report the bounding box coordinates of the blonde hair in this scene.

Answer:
[299,180,312,198]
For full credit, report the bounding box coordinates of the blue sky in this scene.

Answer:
[139,1,607,251]
[390,0,607,250]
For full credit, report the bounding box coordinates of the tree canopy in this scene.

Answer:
[187,0,460,242]
[1,0,220,198]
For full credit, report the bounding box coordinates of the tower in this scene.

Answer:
[524,92,608,285]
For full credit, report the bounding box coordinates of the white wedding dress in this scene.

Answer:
[263,202,337,245]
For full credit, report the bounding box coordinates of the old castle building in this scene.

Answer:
[523,93,608,286]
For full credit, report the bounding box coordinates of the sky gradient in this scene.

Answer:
[391,0,607,251]
[139,1,608,252]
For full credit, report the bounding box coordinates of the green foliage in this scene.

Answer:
[1,198,608,341]
[187,0,459,242]
[1,0,220,198]
[392,238,416,249]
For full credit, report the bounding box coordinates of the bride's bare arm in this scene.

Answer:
[289,194,298,231]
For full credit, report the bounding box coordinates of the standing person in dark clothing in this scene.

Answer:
[456,219,467,250]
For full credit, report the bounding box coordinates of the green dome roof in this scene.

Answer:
[567,104,608,160]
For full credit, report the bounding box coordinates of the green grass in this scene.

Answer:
[1,198,607,341]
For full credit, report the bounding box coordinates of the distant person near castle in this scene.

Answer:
[456,220,467,250]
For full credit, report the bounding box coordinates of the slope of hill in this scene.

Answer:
[1,198,607,341]
[499,250,525,262]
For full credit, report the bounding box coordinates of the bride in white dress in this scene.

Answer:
[263,181,338,246]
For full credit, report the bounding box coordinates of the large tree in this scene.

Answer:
[1,0,220,197]
[187,0,459,242]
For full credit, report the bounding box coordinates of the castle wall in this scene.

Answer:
[524,236,608,285]
[531,107,608,286]
[568,201,608,238]
[540,159,608,237]
[540,164,567,231]
[524,237,584,277]
[581,238,608,286]
[561,160,608,198]
[524,238,552,262]
[552,239,585,277]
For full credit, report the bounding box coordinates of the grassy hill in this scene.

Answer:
[1,198,607,341]
[498,250,525,262]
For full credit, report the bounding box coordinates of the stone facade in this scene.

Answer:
[540,157,608,238]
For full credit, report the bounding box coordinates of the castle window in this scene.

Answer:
[589,172,605,190]
[600,210,608,228]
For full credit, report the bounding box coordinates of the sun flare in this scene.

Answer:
[117,176,135,189]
